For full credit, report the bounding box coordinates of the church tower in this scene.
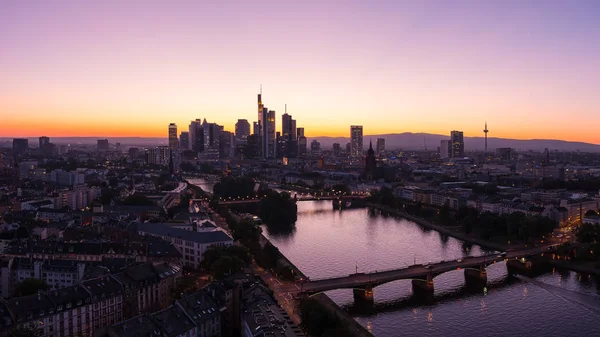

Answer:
[364,140,377,180]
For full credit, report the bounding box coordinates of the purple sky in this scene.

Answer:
[1,0,600,141]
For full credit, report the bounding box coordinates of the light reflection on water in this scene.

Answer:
[264,201,600,337]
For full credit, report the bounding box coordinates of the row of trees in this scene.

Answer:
[368,186,557,243]
[218,210,296,281]
[213,176,257,199]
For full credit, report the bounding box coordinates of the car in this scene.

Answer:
[425,265,433,269]
[500,252,507,257]
[456,259,462,263]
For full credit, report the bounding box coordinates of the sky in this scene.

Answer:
[1,0,600,142]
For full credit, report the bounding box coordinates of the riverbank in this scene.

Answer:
[309,293,374,337]
[535,255,600,275]
[368,203,508,252]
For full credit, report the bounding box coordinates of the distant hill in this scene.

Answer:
[0,137,166,147]
[1,133,598,152]
[307,133,600,152]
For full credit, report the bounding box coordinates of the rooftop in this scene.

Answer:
[136,223,233,244]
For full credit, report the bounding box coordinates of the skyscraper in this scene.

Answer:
[376,138,385,155]
[297,127,304,139]
[235,119,251,145]
[12,138,28,154]
[298,135,307,157]
[333,143,341,157]
[203,122,221,159]
[97,139,109,151]
[350,125,363,158]
[39,136,50,150]
[180,132,189,150]
[168,123,178,151]
[189,119,203,151]
[310,140,321,157]
[253,122,260,136]
[267,110,276,157]
[281,109,297,158]
[440,140,451,159]
[450,130,465,158]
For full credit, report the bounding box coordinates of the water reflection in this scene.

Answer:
[256,200,600,336]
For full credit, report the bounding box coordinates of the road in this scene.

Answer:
[252,263,303,327]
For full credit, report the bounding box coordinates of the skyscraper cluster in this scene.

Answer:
[164,88,308,164]
[248,88,306,159]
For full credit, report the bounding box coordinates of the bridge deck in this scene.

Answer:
[300,246,551,294]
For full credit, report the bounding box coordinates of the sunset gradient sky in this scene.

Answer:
[1,0,600,142]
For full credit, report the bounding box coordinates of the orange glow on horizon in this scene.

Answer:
[3,119,599,145]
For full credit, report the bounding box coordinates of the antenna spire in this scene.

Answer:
[285,104,287,114]
[260,84,262,95]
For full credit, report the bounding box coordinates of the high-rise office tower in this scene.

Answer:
[376,138,385,155]
[296,127,304,139]
[282,112,292,139]
[440,140,451,159]
[180,132,189,151]
[281,108,297,158]
[298,135,307,157]
[157,146,171,166]
[259,107,269,157]
[290,119,297,142]
[350,125,363,157]
[253,122,260,136]
[203,122,221,159]
[267,110,276,158]
[189,119,203,151]
[235,119,251,145]
[97,139,109,151]
[168,123,178,151]
[219,131,234,158]
[483,122,489,153]
[450,130,465,158]
[310,140,321,157]
[12,138,28,154]
[333,143,341,157]
[39,136,50,150]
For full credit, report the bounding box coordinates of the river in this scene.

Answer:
[264,201,600,337]
[191,180,600,336]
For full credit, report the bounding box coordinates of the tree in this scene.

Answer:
[16,226,29,239]
[15,279,49,297]
[210,255,246,279]
[577,222,600,243]
[213,176,257,199]
[123,194,154,206]
[438,202,452,225]
[259,191,298,228]
[202,245,251,270]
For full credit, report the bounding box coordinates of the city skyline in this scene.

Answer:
[2,1,600,143]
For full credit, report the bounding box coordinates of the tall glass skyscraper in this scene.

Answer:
[350,125,363,158]
[450,130,465,158]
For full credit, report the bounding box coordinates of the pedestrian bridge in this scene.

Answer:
[299,245,554,301]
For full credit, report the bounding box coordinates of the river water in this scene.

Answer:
[191,180,600,336]
[264,201,600,337]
